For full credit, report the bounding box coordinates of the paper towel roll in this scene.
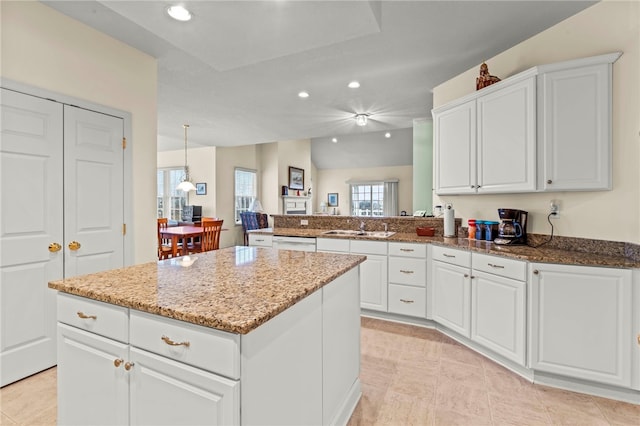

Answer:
[444,208,456,237]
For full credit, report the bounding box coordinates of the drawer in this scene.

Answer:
[431,245,471,268]
[57,292,129,343]
[248,233,272,247]
[316,237,350,253]
[472,253,526,281]
[389,257,426,287]
[388,284,426,318]
[350,239,387,255]
[388,242,427,258]
[130,310,240,380]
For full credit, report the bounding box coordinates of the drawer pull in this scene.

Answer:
[256,239,264,242]
[400,248,415,252]
[161,335,191,348]
[487,263,505,269]
[442,253,455,258]
[533,270,539,275]
[124,362,134,371]
[400,270,414,274]
[400,299,414,304]
[114,358,123,368]
[464,273,469,278]
[77,311,97,320]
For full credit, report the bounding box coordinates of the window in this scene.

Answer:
[349,180,399,217]
[157,168,188,220]
[235,168,257,224]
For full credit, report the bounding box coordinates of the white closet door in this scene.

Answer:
[64,106,124,277]
[0,89,63,386]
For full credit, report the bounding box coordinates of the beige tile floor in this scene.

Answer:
[1,317,638,425]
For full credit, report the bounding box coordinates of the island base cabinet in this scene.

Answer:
[129,348,239,426]
[57,323,129,426]
[529,263,632,388]
[471,271,526,365]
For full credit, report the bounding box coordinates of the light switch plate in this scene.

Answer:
[301,219,309,226]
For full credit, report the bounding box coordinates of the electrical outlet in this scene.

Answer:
[300,219,309,226]
[549,201,559,218]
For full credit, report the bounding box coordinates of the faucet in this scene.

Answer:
[359,221,366,232]
[383,223,388,233]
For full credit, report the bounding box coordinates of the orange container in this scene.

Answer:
[416,227,435,237]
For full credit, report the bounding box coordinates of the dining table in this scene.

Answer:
[158,225,204,257]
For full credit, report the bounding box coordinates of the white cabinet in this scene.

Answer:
[537,55,619,191]
[433,99,476,194]
[529,263,632,387]
[316,237,350,253]
[477,76,536,193]
[387,242,427,318]
[351,240,388,312]
[272,236,316,252]
[471,254,527,365]
[248,233,272,247]
[431,247,471,337]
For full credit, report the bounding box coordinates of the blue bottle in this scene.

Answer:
[475,220,484,240]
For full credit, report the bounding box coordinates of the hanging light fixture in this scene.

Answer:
[176,124,197,192]
[355,113,369,126]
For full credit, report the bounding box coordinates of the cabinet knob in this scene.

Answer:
[533,270,539,275]
[114,358,123,368]
[464,274,469,278]
[470,275,475,279]
[48,242,62,252]
[637,334,640,346]
[470,185,475,189]
[124,362,134,371]
[68,241,81,251]
[547,179,553,185]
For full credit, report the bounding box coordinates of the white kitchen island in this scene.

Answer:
[49,246,365,426]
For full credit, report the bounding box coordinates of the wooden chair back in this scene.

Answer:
[200,218,223,252]
[157,218,172,259]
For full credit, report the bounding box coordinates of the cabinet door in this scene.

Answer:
[477,77,536,193]
[57,323,129,426]
[471,271,526,365]
[538,63,611,191]
[529,263,632,387]
[129,347,239,426]
[433,99,477,194]
[358,254,388,312]
[432,261,471,337]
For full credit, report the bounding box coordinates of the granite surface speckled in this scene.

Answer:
[248,227,640,268]
[48,246,366,334]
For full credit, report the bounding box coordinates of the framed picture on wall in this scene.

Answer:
[195,182,207,195]
[327,193,338,207]
[288,166,304,190]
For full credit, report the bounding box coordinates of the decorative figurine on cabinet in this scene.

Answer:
[476,62,501,90]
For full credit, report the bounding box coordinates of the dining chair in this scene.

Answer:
[240,211,260,245]
[157,218,173,260]
[189,218,223,253]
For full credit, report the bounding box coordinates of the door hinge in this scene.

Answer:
[122,137,127,149]
[122,224,126,235]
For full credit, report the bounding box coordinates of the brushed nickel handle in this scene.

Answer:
[124,362,134,371]
[68,241,81,251]
[400,299,414,304]
[48,242,62,253]
[533,270,539,275]
[488,263,505,269]
[442,253,455,258]
[77,311,97,320]
[161,335,191,347]
[114,358,123,368]
[400,270,414,274]
[547,179,553,184]
[400,248,415,252]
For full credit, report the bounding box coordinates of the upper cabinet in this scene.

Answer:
[432,52,621,195]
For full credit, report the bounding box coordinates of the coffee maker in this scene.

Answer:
[494,208,528,245]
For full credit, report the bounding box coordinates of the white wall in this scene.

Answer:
[258,142,279,226]
[277,139,312,212]
[316,166,413,215]
[157,147,217,218]
[432,0,640,243]
[1,1,158,263]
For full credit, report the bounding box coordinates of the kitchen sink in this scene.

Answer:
[322,230,396,238]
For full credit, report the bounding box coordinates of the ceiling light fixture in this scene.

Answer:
[355,113,369,126]
[167,5,192,21]
[332,138,338,143]
[348,81,360,89]
[385,132,391,138]
[298,91,309,98]
[176,124,197,192]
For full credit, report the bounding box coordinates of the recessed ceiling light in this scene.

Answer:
[167,5,192,21]
[298,91,309,98]
[331,138,338,143]
[348,81,360,89]
[385,132,391,138]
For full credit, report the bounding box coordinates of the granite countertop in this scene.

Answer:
[248,228,640,268]
[48,246,366,334]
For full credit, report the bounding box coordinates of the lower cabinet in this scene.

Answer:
[529,263,633,388]
[350,240,388,312]
[431,259,471,337]
[247,233,272,247]
[387,242,427,318]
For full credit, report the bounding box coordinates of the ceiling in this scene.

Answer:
[43,0,596,154]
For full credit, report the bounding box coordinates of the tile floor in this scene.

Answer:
[1,317,638,425]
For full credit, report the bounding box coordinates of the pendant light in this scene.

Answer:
[176,124,197,192]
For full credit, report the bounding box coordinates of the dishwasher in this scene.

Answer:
[272,236,316,252]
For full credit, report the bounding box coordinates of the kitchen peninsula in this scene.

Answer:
[49,246,366,425]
